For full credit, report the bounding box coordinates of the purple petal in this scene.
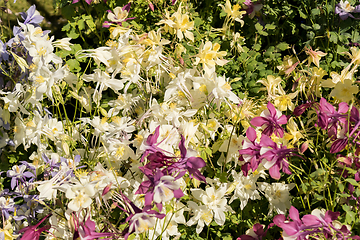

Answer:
[289,206,300,222]
[122,3,131,12]
[269,164,281,180]
[251,117,268,127]
[267,102,277,118]
[246,127,257,142]
[173,188,184,199]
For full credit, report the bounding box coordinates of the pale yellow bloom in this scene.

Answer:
[283,117,303,146]
[257,75,282,99]
[219,0,246,25]
[157,5,194,41]
[330,79,358,102]
[195,41,228,67]
[274,85,298,111]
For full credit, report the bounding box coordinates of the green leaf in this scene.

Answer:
[66,59,81,72]
[194,17,203,27]
[255,23,263,32]
[84,16,96,30]
[276,42,289,51]
[312,24,321,30]
[338,182,345,192]
[329,31,338,43]
[299,10,307,19]
[301,24,312,30]
[212,140,224,153]
[265,24,276,30]
[311,8,320,16]
[345,178,359,186]
[345,210,356,224]
[67,28,79,39]
[253,43,261,51]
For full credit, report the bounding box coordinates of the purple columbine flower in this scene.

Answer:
[0,196,15,220]
[239,127,263,176]
[317,98,348,139]
[251,102,287,138]
[260,135,298,180]
[136,169,183,211]
[72,216,114,240]
[20,5,44,27]
[7,164,35,190]
[173,135,206,182]
[330,105,360,153]
[335,0,360,20]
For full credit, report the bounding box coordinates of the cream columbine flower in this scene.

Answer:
[107,6,129,23]
[157,4,194,41]
[273,85,298,111]
[186,201,213,234]
[53,38,72,51]
[329,78,359,103]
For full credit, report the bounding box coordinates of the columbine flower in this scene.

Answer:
[191,184,229,227]
[250,102,287,138]
[329,78,359,103]
[20,5,44,26]
[244,0,263,19]
[103,3,136,28]
[229,170,260,210]
[19,214,51,240]
[335,0,360,20]
[194,41,228,67]
[7,164,35,190]
[0,197,15,220]
[260,135,298,180]
[257,182,295,215]
[304,46,327,68]
[219,0,246,24]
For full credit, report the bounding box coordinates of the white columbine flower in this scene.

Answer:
[65,176,97,212]
[229,170,261,210]
[257,182,295,215]
[191,184,228,226]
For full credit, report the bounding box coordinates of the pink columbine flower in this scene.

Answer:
[251,102,287,138]
[19,214,51,240]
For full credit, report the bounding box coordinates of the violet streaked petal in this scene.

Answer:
[187,157,206,168]
[330,138,348,153]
